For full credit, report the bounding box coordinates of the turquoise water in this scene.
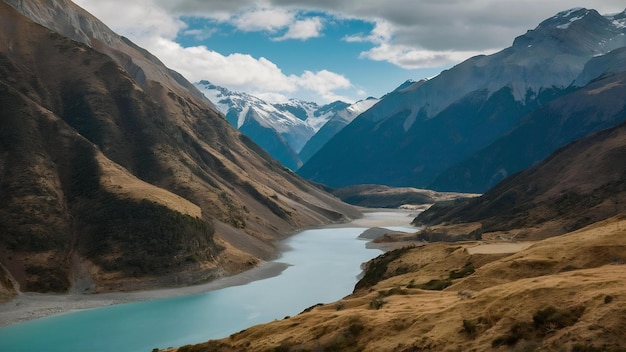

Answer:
[0,214,414,352]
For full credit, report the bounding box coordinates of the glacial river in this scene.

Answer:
[0,212,416,352]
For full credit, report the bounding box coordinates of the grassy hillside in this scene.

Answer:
[167,216,626,352]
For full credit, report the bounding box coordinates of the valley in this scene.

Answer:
[0,211,417,351]
[1,0,626,351]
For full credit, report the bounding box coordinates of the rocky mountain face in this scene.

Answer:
[298,97,379,164]
[416,101,626,241]
[195,81,374,170]
[0,0,358,298]
[431,50,626,192]
[196,81,317,170]
[298,7,626,191]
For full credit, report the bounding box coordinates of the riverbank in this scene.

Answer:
[0,210,419,328]
[0,261,290,328]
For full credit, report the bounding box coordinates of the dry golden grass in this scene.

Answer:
[169,215,626,352]
[97,153,202,218]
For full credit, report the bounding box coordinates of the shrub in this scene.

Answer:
[418,279,452,291]
[370,298,386,310]
[462,319,477,337]
[492,306,585,347]
[532,305,585,332]
[449,261,475,279]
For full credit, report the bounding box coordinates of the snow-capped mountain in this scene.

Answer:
[197,81,315,150]
[299,97,379,163]
[196,81,374,170]
[298,7,626,190]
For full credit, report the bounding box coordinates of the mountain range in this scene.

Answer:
[0,0,358,298]
[195,81,379,170]
[298,7,626,193]
[3,1,626,350]
[165,8,626,349]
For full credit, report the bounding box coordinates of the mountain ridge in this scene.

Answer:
[196,80,379,169]
[298,7,626,190]
[0,0,359,298]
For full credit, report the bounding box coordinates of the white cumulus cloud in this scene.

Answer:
[273,17,324,41]
[74,0,354,103]
[231,7,294,32]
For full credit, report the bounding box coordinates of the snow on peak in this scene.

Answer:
[194,81,368,152]
[555,7,585,19]
[605,9,626,29]
[554,8,590,29]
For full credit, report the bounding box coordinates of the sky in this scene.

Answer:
[73,0,626,105]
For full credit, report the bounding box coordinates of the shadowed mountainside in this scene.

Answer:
[430,50,626,192]
[0,0,358,299]
[416,111,626,241]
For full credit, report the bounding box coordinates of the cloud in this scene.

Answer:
[344,20,488,69]
[74,0,353,103]
[360,43,487,70]
[75,0,626,102]
[137,37,356,103]
[182,28,217,41]
[75,0,184,40]
[273,17,324,41]
[268,0,626,49]
[231,7,294,32]
[213,7,324,41]
[294,70,353,102]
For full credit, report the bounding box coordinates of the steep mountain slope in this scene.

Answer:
[3,0,210,106]
[196,81,382,170]
[298,7,626,189]
[196,81,316,170]
[416,115,626,241]
[0,0,358,298]
[299,97,379,164]
[430,58,626,192]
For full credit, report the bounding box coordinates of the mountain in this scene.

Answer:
[430,50,626,192]
[0,0,358,298]
[416,108,626,241]
[165,48,626,352]
[196,81,317,170]
[299,97,379,163]
[196,81,381,170]
[298,8,626,190]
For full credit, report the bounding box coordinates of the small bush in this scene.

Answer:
[532,305,585,331]
[573,343,626,352]
[418,279,452,291]
[462,319,477,337]
[493,306,585,347]
[380,286,407,297]
[450,261,475,279]
[370,298,386,310]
